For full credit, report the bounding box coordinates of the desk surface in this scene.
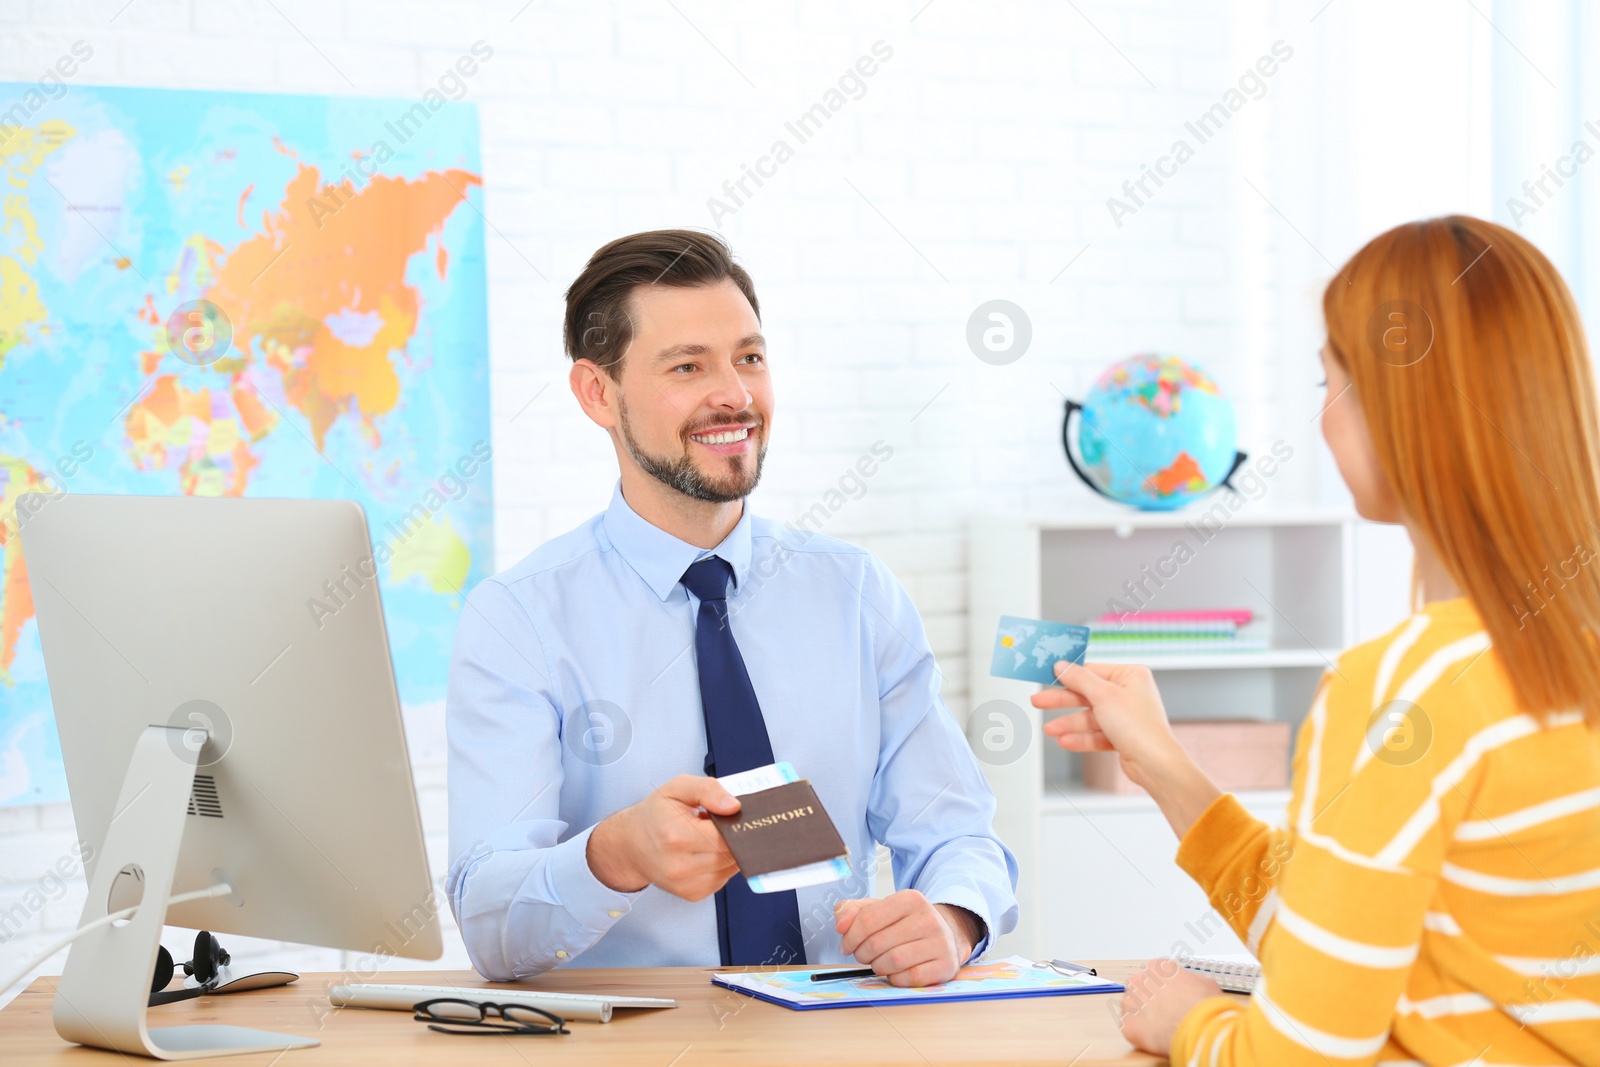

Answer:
[2,962,1165,1065]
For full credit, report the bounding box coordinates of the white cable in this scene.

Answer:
[1,881,234,998]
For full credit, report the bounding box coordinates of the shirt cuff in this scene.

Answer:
[1174,792,1260,897]
[548,823,645,932]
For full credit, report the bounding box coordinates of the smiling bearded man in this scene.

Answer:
[444,229,1018,985]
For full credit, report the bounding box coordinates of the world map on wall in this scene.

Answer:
[0,85,492,805]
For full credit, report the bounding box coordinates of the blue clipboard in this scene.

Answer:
[710,956,1124,1011]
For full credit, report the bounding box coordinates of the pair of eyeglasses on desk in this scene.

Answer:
[413,998,570,1036]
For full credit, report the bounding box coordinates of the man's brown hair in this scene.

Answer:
[563,229,760,379]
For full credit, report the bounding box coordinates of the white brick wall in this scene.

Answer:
[0,0,1335,1004]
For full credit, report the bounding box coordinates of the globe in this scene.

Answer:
[1063,353,1242,511]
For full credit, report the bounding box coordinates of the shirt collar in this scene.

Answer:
[601,480,754,602]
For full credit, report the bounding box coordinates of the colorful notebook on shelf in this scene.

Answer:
[1087,607,1268,655]
[1096,609,1255,627]
[710,956,1123,1011]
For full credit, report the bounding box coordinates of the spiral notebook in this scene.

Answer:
[1180,954,1259,993]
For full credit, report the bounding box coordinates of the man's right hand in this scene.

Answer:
[586,774,742,900]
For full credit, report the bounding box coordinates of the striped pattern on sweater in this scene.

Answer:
[1171,596,1600,1067]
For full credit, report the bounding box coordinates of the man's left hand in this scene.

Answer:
[834,890,982,986]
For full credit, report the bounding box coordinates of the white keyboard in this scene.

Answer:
[1179,956,1260,994]
[330,982,678,1024]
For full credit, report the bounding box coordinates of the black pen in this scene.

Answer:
[809,967,878,983]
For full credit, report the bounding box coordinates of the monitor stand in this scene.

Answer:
[51,725,319,1060]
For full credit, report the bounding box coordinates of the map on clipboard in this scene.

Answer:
[711,956,1123,1011]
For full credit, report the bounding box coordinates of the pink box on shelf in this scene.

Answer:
[1081,720,1290,795]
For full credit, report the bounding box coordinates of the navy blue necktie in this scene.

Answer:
[680,555,805,967]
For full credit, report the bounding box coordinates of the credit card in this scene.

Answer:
[989,614,1090,685]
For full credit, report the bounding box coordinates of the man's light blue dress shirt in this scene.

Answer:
[445,481,1019,980]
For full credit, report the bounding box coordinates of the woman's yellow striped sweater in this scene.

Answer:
[1171,596,1600,1066]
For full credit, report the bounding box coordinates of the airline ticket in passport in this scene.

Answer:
[989,615,1090,685]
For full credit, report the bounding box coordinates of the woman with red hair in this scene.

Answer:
[1039,216,1600,1066]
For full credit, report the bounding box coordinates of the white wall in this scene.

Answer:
[0,0,1446,1003]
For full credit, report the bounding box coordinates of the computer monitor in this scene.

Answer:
[16,492,442,1060]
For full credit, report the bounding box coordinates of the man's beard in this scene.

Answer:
[618,395,766,504]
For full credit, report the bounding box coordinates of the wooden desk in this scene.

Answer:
[1,963,1164,1065]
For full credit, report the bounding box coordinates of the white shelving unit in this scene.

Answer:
[966,507,1385,960]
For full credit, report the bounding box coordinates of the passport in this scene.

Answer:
[989,614,1090,685]
[710,779,849,881]
[716,762,850,893]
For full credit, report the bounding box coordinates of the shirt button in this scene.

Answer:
[555,950,568,959]
[608,910,621,918]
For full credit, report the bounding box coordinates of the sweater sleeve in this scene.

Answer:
[1174,792,1294,953]
[1168,661,1475,1067]
[1172,676,1326,953]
